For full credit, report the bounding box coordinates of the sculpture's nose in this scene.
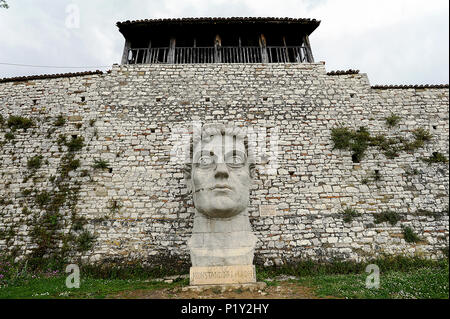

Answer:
[214,163,229,179]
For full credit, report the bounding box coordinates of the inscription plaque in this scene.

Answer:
[190,265,256,286]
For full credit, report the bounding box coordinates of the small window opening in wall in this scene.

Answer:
[350,93,355,98]
[263,97,268,102]
[81,97,86,102]
[33,99,37,105]
[352,154,359,163]
[151,129,156,133]
[72,135,78,139]
[156,98,161,102]
[109,168,113,174]
[289,171,295,177]
[432,125,437,130]
[205,97,210,102]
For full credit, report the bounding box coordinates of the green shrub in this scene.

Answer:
[340,208,361,223]
[374,210,402,226]
[7,116,34,131]
[4,132,15,140]
[60,156,81,178]
[331,125,433,163]
[27,155,43,170]
[0,114,3,127]
[22,207,31,215]
[89,119,96,127]
[56,134,66,146]
[93,159,110,170]
[331,126,370,162]
[385,113,401,127]
[77,231,96,252]
[65,136,84,152]
[402,226,421,243]
[22,189,33,197]
[422,152,448,164]
[54,115,66,127]
[331,127,353,150]
[412,128,432,143]
[35,191,51,208]
[72,216,87,232]
[108,200,122,214]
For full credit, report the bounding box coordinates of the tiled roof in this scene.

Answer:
[117,17,320,28]
[372,84,449,89]
[327,69,360,76]
[0,70,104,83]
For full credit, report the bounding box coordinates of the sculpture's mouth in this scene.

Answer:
[211,184,233,191]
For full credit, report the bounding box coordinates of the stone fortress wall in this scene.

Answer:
[0,63,448,267]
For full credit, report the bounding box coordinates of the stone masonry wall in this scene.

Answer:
[0,63,448,267]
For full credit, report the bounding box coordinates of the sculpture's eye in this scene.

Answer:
[198,155,214,167]
[226,154,245,168]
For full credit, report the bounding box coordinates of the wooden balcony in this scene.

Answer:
[124,46,312,64]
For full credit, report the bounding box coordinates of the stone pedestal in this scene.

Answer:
[188,212,257,267]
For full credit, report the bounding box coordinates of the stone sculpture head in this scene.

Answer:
[185,124,255,218]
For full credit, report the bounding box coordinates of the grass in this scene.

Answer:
[0,275,187,299]
[0,256,447,299]
[295,264,448,299]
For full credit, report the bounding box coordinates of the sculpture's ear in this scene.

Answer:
[249,163,256,179]
[184,164,193,193]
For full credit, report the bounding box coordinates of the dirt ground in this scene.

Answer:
[108,281,335,299]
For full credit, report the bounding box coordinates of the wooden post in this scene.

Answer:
[259,34,268,63]
[145,40,152,64]
[214,34,222,63]
[168,37,176,64]
[302,34,314,63]
[121,39,131,65]
[282,36,288,62]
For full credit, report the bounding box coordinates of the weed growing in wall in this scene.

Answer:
[374,210,402,226]
[92,159,110,170]
[54,115,66,127]
[422,152,448,165]
[65,136,84,152]
[402,226,421,243]
[107,199,122,215]
[340,208,361,223]
[0,115,99,265]
[7,116,34,131]
[331,124,433,162]
[4,132,14,141]
[385,113,402,128]
[27,155,43,170]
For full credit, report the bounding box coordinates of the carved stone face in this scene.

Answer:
[190,133,252,218]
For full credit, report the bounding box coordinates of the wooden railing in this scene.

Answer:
[125,46,310,64]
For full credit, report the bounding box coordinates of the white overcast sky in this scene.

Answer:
[0,0,448,85]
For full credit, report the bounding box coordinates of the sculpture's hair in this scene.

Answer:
[184,123,256,181]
